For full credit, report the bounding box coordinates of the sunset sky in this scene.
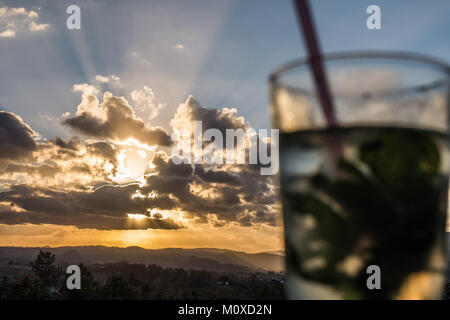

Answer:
[0,0,449,252]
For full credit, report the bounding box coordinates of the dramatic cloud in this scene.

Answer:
[171,95,246,136]
[152,96,279,227]
[0,137,119,189]
[0,111,37,160]
[142,150,278,227]
[0,184,180,230]
[0,92,279,231]
[64,89,172,147]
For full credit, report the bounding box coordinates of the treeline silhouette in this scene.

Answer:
[0,251,284,300]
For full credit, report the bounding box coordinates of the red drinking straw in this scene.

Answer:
[293,0,338,128]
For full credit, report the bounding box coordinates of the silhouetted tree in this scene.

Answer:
[0,276,10,300]
[8,275,50,299]
[2,251,287,300]
[101,273,137,299]
[30,251,60,288]
[189,270,212,289]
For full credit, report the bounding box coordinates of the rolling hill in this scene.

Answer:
[0,246,284,276]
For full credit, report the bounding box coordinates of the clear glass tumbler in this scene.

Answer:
[269,52,450,299]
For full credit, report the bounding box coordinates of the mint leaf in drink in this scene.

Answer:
[360,129,440,197]
[280,126,448,299]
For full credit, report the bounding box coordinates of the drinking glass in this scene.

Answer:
[269,51,450,299]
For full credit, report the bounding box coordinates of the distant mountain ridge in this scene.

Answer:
[0,246,284,273]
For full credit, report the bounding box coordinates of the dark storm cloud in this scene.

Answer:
[54,136,81,151]
[152,151,194,177]
[0,110,173,230]
[0,111,36,159]
[87,141,116,160]
[0,94,279,230]
[51,137,117,166]
[194,165,240,185]
[0,184,180,230]
[163,96,280,226]
[0,135,120,184]
[170,95,246,140]
[142,151,278,227]
[186,95,246,132]
[171,96,276,170]
[168,96,279,226]
[0,208,181,230]
[64,92,172,146]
